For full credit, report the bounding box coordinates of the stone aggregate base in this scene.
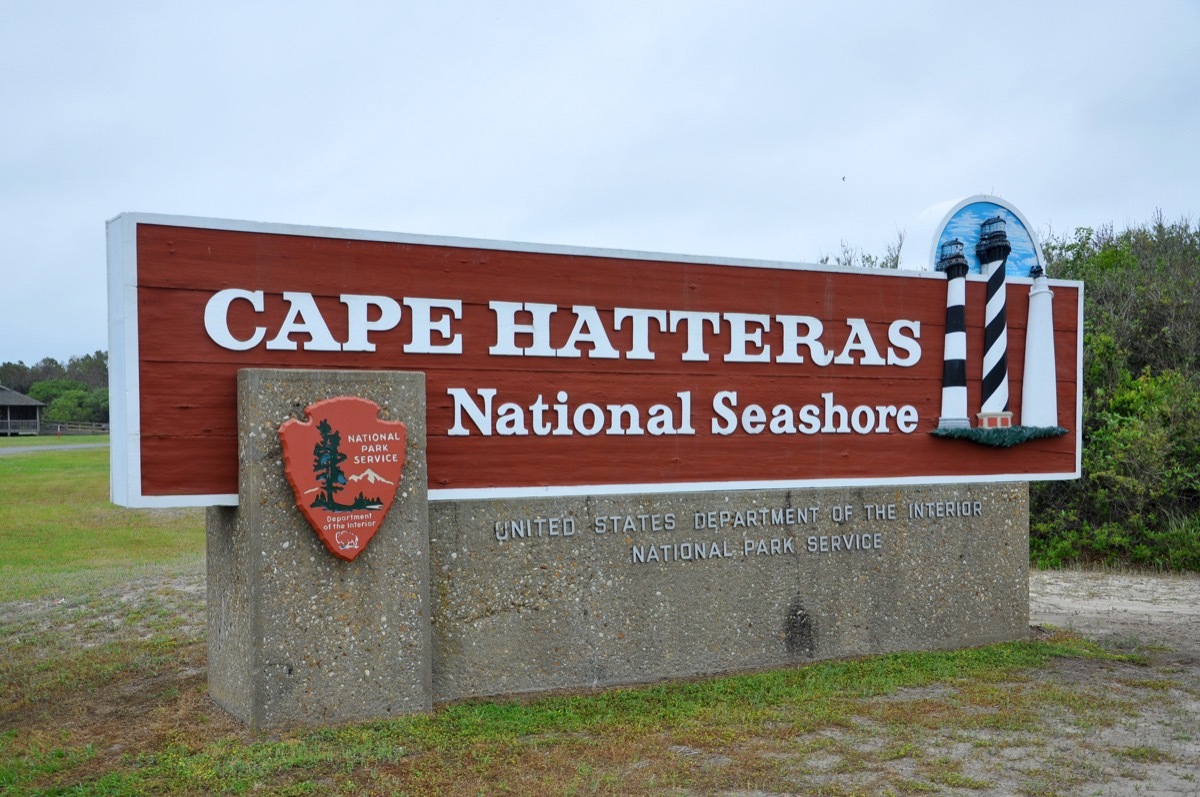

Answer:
[429,483,1028,701]
[208,371,1029,727]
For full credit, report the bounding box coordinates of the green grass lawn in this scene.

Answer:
[0,446,203,601]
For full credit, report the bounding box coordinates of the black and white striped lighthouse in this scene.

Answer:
[936,238,970,429]
[977,216,1013,428]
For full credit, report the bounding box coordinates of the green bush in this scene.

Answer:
[1031,215,1200,570]
[27,379,89,405]
[29,380,109,424]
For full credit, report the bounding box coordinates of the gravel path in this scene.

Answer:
[0,442,109,456]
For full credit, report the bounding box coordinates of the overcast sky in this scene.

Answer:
[3,1,1198,367]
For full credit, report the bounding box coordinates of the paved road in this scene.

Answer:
[0,442,110,457]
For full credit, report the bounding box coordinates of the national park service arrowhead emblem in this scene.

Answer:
[278,396,406,562]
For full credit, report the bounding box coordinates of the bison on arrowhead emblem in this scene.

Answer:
[278,396,406,561]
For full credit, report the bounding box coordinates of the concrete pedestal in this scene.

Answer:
[207,369,431,728]
[428,482,1028,702]
[203,371,1030,727]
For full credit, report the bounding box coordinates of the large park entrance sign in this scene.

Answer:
[107,202,1083,728]
[107,210,1080,508]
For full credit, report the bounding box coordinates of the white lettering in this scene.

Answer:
[887,319,921,366]
[613,308,668,360]
[446,389,695,437]
[204,288,266,351]
[724,313,772,362]
[776,315,834,365]
[448,387,496,436]
[266,292,341,351]
[341,294,402,352]
[558,305,620,359]
[834,318,885,366]
[668,311,720,362]
[404,297,462,354]
[489,301,558,357]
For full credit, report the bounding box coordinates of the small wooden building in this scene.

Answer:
[0,385,44,436]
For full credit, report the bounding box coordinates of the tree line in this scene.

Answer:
[0,351,109,424]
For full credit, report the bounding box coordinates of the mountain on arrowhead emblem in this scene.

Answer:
[278,396,407,562]
[349,469,395,486]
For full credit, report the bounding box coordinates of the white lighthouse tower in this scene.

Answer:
[1021,262,1059,427]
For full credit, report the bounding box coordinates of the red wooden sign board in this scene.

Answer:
[107,213,1082,508]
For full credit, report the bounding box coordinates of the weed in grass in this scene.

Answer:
[1114,745,1176,764]
[923,760,994,790]
[1018,751,1112,796]
[1117,677,1181,691]
[890,777,940,793]
[1027,683,1138,730]
[859,697,963,731]
[0,435,109,449]
[7,635,187,705]
[878,741,919,762]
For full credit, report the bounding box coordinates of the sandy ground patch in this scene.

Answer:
[1031,569,1200,658]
